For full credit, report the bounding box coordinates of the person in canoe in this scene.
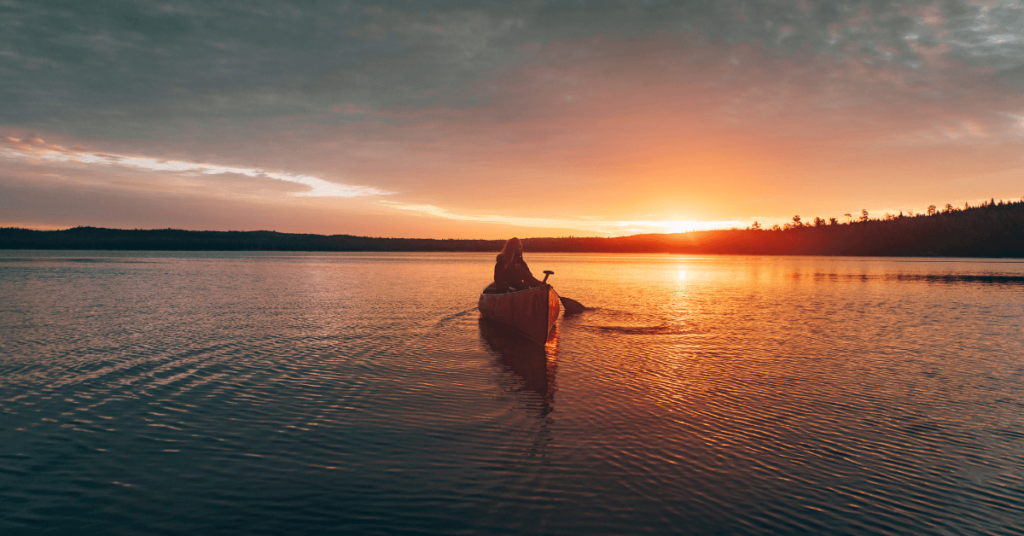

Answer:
[493,237,544,293]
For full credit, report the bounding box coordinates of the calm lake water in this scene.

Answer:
[1,251,1023,535]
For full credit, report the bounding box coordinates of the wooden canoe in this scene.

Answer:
[478,284,560,345]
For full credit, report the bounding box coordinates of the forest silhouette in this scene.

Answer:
[3,197,1023,257]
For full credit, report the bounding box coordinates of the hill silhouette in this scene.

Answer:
[2,198,1023,256]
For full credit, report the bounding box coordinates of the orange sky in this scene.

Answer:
[3,1,1023,238]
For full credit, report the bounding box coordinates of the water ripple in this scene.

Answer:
[1,252,1023,534]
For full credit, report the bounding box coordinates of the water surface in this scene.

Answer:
[2,252,1023,534]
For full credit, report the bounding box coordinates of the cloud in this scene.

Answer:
[6,1,1023,135]
[377,200,591,231]
[2,135,71,153]
[377,201,753,236]
[1,135,390,197]
[5,1,1024,237]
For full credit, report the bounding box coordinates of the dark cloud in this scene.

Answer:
[3,0,1022,137]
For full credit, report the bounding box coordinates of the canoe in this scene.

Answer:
[478,284,560,345]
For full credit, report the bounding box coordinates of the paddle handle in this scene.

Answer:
[542,270,553,284]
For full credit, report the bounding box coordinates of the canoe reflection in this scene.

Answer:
[478,318,558,413]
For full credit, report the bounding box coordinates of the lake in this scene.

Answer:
[2,251,1023,534]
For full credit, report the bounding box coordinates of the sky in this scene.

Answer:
[2,0,1024,238]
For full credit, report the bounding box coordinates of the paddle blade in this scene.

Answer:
[559,296,586,316]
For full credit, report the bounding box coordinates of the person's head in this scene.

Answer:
[498,237,523,266]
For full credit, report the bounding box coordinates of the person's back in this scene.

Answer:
[493,238,542,292]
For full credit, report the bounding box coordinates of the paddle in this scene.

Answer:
[542,270,587,316]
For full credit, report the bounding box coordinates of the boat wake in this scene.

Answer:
[583,324,689,336]
[435,307,478,328]
[570,308,702,337]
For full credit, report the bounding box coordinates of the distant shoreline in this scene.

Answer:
[3,200,1024,257]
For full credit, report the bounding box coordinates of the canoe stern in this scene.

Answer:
[479,284,560,345]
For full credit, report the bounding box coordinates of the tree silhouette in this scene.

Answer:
[4,196,1024,256]
[860,209,869,222]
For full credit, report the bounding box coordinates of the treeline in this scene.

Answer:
[0,228,504,252]
[2,197,1023,256]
